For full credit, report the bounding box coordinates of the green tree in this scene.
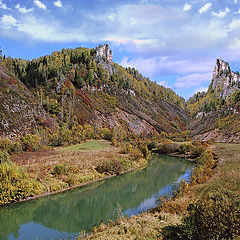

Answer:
[231,89,240,103]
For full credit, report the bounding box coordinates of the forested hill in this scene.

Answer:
[187,59,240,143]
[0,44,188,139]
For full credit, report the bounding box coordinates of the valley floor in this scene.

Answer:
[8,140,148,203]
[83,143,240,240]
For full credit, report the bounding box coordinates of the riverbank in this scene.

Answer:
[82,142,240,240]
[0,154,192,240]
[1,140,149,206]
[17,164,147,204]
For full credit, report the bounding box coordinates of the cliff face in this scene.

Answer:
[212,59,240,99]
[94,44,114,75]
[188,59,240,143]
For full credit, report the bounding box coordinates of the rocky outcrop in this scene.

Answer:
[192,129,240,143]
[211,59,240,99]
[93,108,156,135]
[189,59,240,143]
[94,44,114,75]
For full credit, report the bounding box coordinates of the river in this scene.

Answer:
[0,154,193,240]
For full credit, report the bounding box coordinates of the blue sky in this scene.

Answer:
[1,0,240,99]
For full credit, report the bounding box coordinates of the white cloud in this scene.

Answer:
[183,3,191,12]
[108,13,116,21]
[199,3,212,14]
[0,15,17,29]
[0,0,8,10]
[0,15,88,42]
[54,0,63,8]
[15,4,33,14]
[229,37,240,49]
[175,73,212,89]
[212,8,230,18]
[34,0,47,10]
[228,19,240,31]
[194,87,209,94]
[234,0,238,3]
[120,56,215,78]
[158,81,169,88]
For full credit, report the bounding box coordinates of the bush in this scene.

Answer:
[147,140,159,150]
[183,189,240,240]
[119,144,132,154]
[111,137,118,147]
[98,128,113,141]
[0,150,10,164]
[52,164,68,176]
[175,179,189,197]
[0,163,39,204]
[178,142,207,159]
[96,159,123,175]
[190,150,216,185]
[162,189,240,240]
[48,125,72,146]
[20,134,41,152]
[138,144,149,158]
[0,137,22,154]
[154,141,179,154]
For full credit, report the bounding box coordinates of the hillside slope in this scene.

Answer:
[0,44,188,138]
[0,64,54,138]
[187,59,240,143]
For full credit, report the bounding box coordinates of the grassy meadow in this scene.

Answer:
[61,140,107,152]
[1,139,148,204]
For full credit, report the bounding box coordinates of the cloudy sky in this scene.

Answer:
[1,0,240,98]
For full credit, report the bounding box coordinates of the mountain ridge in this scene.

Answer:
[188,58,240,143]
[1,45,239,143]
[0,44,189,140]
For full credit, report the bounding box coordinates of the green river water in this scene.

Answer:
[0,154,193,240]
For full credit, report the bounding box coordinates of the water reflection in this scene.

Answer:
[0,154,193,240]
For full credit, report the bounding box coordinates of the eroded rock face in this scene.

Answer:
[192,129,240,143]
[0,64,54,139]
[93,108,156,135]
[94,44,114,75]
[211,59,240,99]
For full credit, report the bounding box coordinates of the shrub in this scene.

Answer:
[48,125,72,146]
[52,164,68,176]
[179,142,207,159]
[0,137,22,154]
[98,128,113,141]
[0,163,39,204]
[190,150,216,185]
[154,141,179,154]
[162,189,240,240]
[138,144,149,158]
[0,150,10,164]
[128,148,143,160]
[119,144,132,154]
[96,159,123,175]
[0,137,13,153]
[111,137,118,147]
[175,179,189,197]
[183,189,240,240]
[20,134,41,152]
[147,140,159,151]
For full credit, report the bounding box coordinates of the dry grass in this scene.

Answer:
[10,140,146,194]
[80,212,181,240]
